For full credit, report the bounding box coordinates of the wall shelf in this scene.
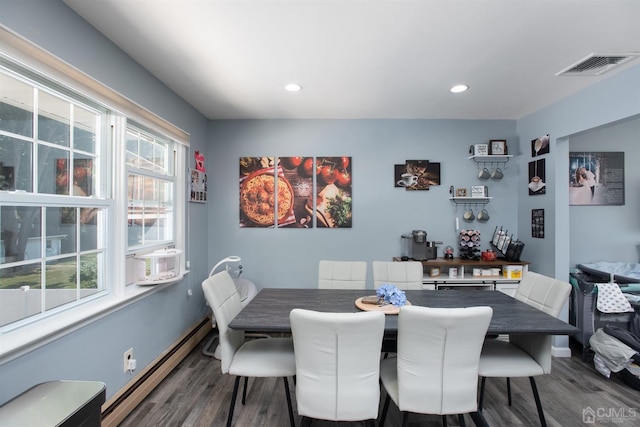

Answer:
[468,154,513,164]
[449,196,491,205]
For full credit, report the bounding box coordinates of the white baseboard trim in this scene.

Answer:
[552,345,572,358]
[101,317,211,427]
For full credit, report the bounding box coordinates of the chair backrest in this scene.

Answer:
[515,271,572,317]
[372,261,423,290]
[201,271,245,373]
[511,271,572,373]
[395,305,493,415]
[318,260,367,289]
[290,309,385,421]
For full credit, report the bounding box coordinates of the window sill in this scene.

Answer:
[0,275,187,366]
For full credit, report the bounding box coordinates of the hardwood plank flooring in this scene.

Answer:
[119,335,640,426]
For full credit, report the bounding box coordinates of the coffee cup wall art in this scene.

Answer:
[394,160,441,190]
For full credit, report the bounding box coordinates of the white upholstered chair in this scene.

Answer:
[290,308,385,426]
[478,271,572,427]
[372,261,423,290]
[202,271,296,427]
[318,260,367,289]
[379,305,493,427]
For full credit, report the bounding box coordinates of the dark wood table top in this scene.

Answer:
[228,288,578,336]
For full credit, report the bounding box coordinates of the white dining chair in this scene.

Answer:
[318,260,367,289]
[201,271,296,427]
[379,305,493,427]
[372,260,424,290]
[290,308,385,426]
[478,271,572,427]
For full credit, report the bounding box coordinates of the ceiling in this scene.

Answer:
[63,0,640,121]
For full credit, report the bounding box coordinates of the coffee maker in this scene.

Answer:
[408,230,440,260]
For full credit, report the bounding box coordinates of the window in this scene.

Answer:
[126,125,175,251]
[0,36,187,341]
[0,66,110,329]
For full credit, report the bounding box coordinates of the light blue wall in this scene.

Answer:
[208,119,518,289]
[0,0,210,404]
[569,117,640,267]
[515,63,640,279]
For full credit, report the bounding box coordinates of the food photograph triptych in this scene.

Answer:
[239,156,352,229]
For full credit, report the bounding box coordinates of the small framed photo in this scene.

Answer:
[473,144,489,156]
[455,188,467,197]
[471,185,488,197]
[430,267,441,277]
[490,140,507,155]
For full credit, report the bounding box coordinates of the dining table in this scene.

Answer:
[228,288,578,336]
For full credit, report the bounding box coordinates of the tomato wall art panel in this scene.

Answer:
[315,156,352,228]
[278,156,313,228]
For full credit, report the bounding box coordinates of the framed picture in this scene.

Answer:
[430,267,440,277]
[569,152,624,206]
[528,159,546,195]
[490,140,507,155]
[473,144,489,156]
[455,188,467,197]
[470,185,488,197]
[531,134,550,157]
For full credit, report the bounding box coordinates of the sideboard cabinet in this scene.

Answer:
[393,257,529,295]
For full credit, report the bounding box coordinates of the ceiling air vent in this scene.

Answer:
[556,53,640,76]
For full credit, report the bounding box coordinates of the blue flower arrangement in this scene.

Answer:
[376,284,407,307]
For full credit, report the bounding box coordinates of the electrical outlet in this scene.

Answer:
[123,348,134,372]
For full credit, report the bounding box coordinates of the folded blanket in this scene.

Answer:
[589,328,637,377]
[596,282,635,313]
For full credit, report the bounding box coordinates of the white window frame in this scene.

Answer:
[0,27,189,364]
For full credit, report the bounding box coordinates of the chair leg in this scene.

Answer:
[282,377,295,427]
[379,394,391,427]
[441,414,448,426]
[506,377,512,406]
[401,412,409,427]
[300,416,312,427]
[227,376,241,427]
[470,411,490,427]
[529,377,547,427]
[241,376,249,405]
[365,420,376,427]
[201,331,219,357]
[458,414,466,426]
[478,377,486,411]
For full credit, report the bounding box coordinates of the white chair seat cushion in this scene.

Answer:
[229,337,296,377]
[479,339,545,378]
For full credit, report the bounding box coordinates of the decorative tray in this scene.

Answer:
[354,296,411,315]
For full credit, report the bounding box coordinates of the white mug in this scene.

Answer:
[401,173,418,186]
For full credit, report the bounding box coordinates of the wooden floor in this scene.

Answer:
[120,334,639,426]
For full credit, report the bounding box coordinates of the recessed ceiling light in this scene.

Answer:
[284,83,302,92]
[450,84,469,93]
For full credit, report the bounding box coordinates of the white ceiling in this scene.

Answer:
[63,0,640,120]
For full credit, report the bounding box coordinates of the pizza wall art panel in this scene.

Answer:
[239,157,277,228]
